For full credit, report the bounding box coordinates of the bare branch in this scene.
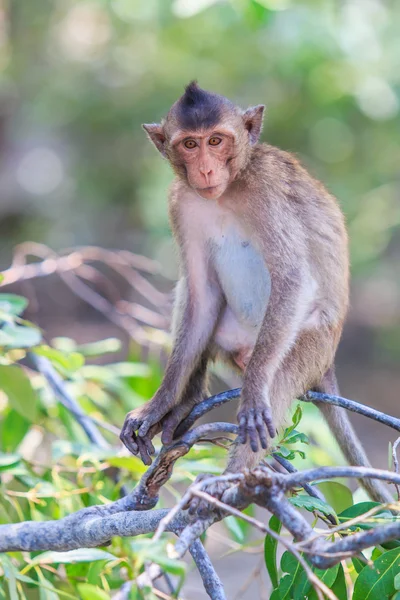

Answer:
[189,540,227,600]
[392,437,400,500]
[305,390,400,432]
[31,354,110,448]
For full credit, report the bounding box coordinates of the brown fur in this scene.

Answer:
[120,83,392,504]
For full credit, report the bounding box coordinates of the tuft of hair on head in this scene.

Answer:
[182,80,204,106]
[173,80,233,131]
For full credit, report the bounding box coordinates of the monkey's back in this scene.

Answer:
[245,145,350,328]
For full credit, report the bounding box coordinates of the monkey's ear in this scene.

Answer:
[142,123,167,157]
[242,105,265,145]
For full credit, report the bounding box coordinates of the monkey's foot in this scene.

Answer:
[185,474,232,519]
[237,405,276,452]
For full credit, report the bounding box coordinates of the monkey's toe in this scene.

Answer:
[237,406,275,453]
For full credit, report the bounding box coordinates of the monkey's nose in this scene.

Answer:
[200,168,213,184]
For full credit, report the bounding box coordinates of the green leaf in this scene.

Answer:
[282,404,303,439]
[331,564,348,600]
[77,338,121,356]
[289,494,335,517]
[106,455,147,475]
[76,584,110,600]
[0,294,28,316]
[37,570,59,600]
[339,502,393,530]
[32,549,116,565]
[317,481,353,514]
[0,453,21,471]
[264,515,282,589]
[353,547,400,600]
[0,556,19,600]
[279,551,305,600]
[372,547,384,561]
[130,539,186,576]
[352,556,367,574]
[308,563,339,600]
[1,324,42,348]
[33,346,84,372]
[224,515,246,543]
[394,572,400,590]
[0,364,38,421]
[0,409,30,452]
[284,430,309,445]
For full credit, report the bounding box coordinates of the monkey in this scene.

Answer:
[120,81,392,508]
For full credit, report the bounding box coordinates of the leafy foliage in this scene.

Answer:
[1,290,400,599]
[0,294,222,598]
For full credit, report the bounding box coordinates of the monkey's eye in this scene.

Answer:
[209,136,222,146]
[184,139,197,149]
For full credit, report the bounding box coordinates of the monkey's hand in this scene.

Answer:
[160,396,204,446]
[120,394,202,465]
[185,474,232,519]
[237,392,276,452]
[120,395,173,465]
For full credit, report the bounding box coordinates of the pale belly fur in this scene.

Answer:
[211,226,271,364]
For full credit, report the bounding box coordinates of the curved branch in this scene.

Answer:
[305,391,400,432]
[174,389,241,438]
[282,465,400,489]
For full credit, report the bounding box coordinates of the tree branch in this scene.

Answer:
[2,386,400,600]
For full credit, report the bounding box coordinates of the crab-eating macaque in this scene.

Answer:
[120,81,392,507]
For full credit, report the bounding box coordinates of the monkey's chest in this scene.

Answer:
[210,231,271,328]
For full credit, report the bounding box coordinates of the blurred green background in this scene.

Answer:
[1,0,400,433]
[0,2,399,597]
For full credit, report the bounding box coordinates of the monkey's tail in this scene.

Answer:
[316,368,394,505]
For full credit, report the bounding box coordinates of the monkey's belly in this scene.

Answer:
[212,235,271,362]
[212,234,271,327]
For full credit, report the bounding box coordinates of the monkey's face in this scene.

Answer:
[143,82,265,199]
[169,129,236,200]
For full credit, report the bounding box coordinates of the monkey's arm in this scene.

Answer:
[120,268,221,464]
[238,203,307,452]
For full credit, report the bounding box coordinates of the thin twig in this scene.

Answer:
[189,489,337,600]
[392,437,400,500]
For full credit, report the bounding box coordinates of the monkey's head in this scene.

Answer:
[143,82,265,200]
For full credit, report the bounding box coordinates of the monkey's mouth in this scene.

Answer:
[197,184,223,194]
[195,185,223,199]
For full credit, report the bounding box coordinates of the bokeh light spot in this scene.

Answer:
[17,148,64,196]
[309,118,354,164]
[356,77,399,121]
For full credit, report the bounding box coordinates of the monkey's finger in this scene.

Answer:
[238,415,247,444]
[136,437,152,466]
[247,411,259,452]
[142,435,155,456]
[255,414,268,450]
[262,409,276,438]
[120,425,139,455]
[138,420,152,438]
[161,416,180,446]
